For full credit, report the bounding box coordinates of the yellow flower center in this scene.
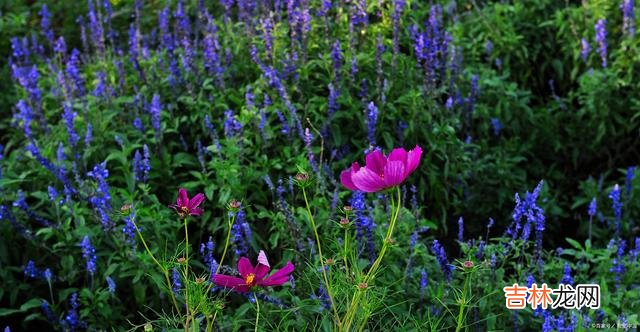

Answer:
[181,206,189,213]
[245,273,256,286]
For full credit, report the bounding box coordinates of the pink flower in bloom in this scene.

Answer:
[340,146,423,192]
[212,250,294,292]
[169,188,205,217]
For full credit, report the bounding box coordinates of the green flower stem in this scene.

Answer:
[131,218,181,314]
[254,292,260,332]
[206,213,237,295]
[47,280,54,304]
[206,311,217,332]
[203,211,237,332]
[184,217,191,332]
[343,225,350,273]
[455,270,471,332]
[302,187,341,328]
[589,216,593,242]
[342,186,402,331]
[216,213,237,275]
[363,187,402,283]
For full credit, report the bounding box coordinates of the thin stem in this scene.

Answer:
[131,219,180,313]
[206,213,237,294]
[205,316,211,332]
[455,271,470,332]
[343,187,402,331]
[364,187,402,284]
[48,281,54,304]
[302,187,341,327]
[208,311,217,332]
[343,226,349,273]
[254,292,260,332]
[216,214,237,275]
[588,215,593,244]
[184,217,191,332]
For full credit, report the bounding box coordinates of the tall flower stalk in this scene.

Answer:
[204,200,240,296]
[342,186,403,331]
[339,146,422,330]
[129,214,180,314]
[297,173,341,327]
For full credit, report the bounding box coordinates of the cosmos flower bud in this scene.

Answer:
[227,199,242,211]
[120,204,132,214]
[293,172,312,188]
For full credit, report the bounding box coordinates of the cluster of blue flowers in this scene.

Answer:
[595,19,608,68]
[200,236,219,277]
[608,184,622,236]
[80,236,97,276]
[431,239,453,281]
[507,181,545,259]
[231,208,252,257]
[172,268,182,295]
[311,284,332,311]
[87,162,112,230]
[64,293,85,330]
[350,191,377,263]
[133,145,151,183]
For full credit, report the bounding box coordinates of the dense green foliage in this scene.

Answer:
[0,0,638,330]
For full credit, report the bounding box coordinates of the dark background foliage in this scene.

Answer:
[0,0,638,330]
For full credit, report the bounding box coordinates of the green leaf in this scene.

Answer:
[0,298,43,317]
[565,238,583,251]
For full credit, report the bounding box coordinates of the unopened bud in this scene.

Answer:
[227,199,242,211]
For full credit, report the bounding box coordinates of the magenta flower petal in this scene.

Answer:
[351,167,386,192]
[212,274,248,291]
[190,207,203,216]
[405,145,423,176]
[259,261,294,286]
[339,145,422,193]
[365,150,387,175]
[260,275,291,287]
[254,250,271,279]
[341,162,361,190]
[340,169,358,190]
[388,147,408,165]
[188,193,205,210]
[177,188,189,207]
[237,257,254,278]
[383,161,406,187]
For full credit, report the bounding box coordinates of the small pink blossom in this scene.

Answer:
[212,250,294,292]
[169,188,205,217]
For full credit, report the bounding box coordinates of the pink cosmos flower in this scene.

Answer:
[212,250,294,292]
[169,188,205,217]
[340,145,423,192]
